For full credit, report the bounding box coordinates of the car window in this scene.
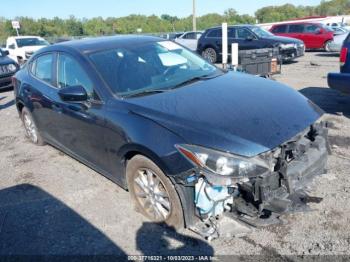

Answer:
[195,33,202,39]
[228,28,236,38]
[288,24,304,33]
[305,24,319,33]
[16,38,49,47]
[272,25,287,33]
[57,54,94,97]
[33,54,53,84]
[236,28,254,39]
[89,41,218,97]
[183,33,196,39]
[206,29,221,38]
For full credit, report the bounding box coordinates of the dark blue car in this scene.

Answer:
[328,33,350,94]
[0,49,19,90]
[13,36,328,239]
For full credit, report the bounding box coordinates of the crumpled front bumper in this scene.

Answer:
[178,122,329,239]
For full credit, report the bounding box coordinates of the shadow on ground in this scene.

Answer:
[315,53,340,58]
[0,99,14,110]
[0,184,213,257]
[136,222,214,256]
[300,87,350,118]
[0,184,126,256]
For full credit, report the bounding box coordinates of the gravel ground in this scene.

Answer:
[0,52,349,260]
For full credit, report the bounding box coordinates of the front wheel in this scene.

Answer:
[126,155,184,229]
[202,47,218,64]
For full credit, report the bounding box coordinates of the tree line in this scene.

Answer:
[0,0,349,43]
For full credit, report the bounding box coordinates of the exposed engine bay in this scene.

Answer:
[177,121,329,240]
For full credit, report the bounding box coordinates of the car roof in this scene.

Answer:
[272,22,322,26]
[205,24,257,31]
[8,36,44,39]
[51,35,164,54]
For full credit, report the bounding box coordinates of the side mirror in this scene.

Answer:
[58,85,88,102]
[2,50,9,56]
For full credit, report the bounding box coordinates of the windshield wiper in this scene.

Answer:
[124,89,171,98]
[170,72,224,90]
[124,72,224,98]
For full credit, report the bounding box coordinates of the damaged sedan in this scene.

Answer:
[13,36,329,240]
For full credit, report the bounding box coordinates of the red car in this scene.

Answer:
[270,22,334,51]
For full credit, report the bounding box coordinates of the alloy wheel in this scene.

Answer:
[133,168,171,221]
[202,48,217,63]
[23,113,38,143]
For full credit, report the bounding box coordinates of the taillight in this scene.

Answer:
[340,47,348,66]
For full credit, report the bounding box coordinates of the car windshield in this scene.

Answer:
[16,38,49,47]
[250,26,274,37]
[89,41,220,97]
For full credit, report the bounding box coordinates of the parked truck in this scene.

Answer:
[6,36,49,64]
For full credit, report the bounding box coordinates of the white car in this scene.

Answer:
[175,31,203,51]
[328,32,349,52]
[6,36,49,64]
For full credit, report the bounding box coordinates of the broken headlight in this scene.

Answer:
[176,144,269,179]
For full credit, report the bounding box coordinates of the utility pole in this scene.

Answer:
[193,0,197,32]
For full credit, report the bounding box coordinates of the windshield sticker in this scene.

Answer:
[158,41,181,51]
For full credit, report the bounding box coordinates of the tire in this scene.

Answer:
[21,107,45,146]
[126,155,184,229]
[324,40,332,52]
[202,47,218,64]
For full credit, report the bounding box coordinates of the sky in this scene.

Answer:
[2,0,322,19]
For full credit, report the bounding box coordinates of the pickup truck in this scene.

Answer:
[328,33,350,94]
[6,36,49,64]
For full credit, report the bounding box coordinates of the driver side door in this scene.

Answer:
[52,53,112,174]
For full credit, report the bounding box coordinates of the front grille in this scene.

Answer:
[0,65,11,76]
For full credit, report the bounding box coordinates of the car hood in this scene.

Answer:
[125,72,323,157]
[262,35,303,45]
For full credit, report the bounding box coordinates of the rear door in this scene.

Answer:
[175,32,200,51]
[271,24,288,37]
[287,24,307,46]
[26,53,62,140]
[206,28,222,54]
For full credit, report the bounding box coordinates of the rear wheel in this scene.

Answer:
[202,47,218,64]
[324,40,332,52]
[21,107,45,145]
[126,155,184,229]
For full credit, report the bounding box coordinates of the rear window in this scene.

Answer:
[32,54,53,84]
[288,24,304,33]
[206,29,222,38]
[272,25,287,34]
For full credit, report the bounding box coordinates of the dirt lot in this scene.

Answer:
[0,52,350,259]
